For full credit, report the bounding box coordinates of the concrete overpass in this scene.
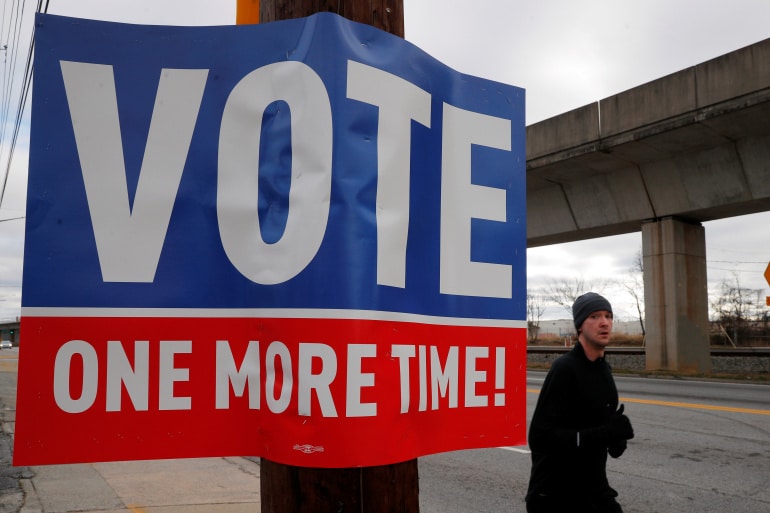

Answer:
[526,37,770,373]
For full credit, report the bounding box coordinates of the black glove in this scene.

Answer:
[607,404,634,443]
[608,439,627,458]
[577,404,634,449]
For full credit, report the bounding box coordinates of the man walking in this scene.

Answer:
[526,292,634,512]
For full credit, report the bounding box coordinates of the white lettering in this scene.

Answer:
[216,340,260,409]
[394,344,504,413]
[54,340,98,414]
[346,344,376,417]
[106,341,149,411]
[265,341,293,413]
[419,345,428,411]
[60,61,208,282]
[464,346,488,407]
[298,343,338,417]
[347,60,432,288]
[158,341,192,410]
[391,344,415,414]
[52,338,507,417]
[495,347,506,406]
[440,103,512,298]
[63,60,518,299]
[218,61,333,285]
[430,346,458,409]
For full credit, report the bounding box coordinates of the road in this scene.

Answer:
[2,349,769,512]
[418,371,770,513]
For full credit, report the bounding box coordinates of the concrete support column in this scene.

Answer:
[642,217,711,373]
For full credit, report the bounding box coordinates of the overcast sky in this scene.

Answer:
[1,0,769,321]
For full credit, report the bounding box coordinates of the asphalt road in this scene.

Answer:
[419,371,770,513]
[2,349,769,512]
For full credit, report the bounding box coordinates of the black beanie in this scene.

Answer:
[572,292,612,330]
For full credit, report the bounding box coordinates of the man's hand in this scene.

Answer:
[578,404,634,449]
[608,439,626,458]
[607,404,634,442]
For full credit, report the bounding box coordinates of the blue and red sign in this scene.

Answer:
[15,12,526,467]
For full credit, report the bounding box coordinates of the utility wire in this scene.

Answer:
[0,0,24,153]
[0,0,47,210]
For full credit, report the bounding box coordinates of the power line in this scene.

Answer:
[0,0,47,209]
[0,0,25,152]
[709,244,770,254]
[710,259,768,265]
[708,268,766,276]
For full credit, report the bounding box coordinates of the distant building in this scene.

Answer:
[0,320,20,344]
[535,319,576,338]
[534,319,644,337]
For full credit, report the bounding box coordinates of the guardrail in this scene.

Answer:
[528,346,770,355]
[527,346,770,374]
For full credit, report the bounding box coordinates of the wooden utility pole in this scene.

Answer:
[236,1,417,512]
[260,0,404,37]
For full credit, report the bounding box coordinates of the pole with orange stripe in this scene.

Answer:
[234,1,415,512]
[236,0,260,25]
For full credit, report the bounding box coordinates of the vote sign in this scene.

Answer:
[15,13,527,467]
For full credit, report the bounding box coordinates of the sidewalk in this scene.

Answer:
[0,351,261,513]
[17,457,262,513]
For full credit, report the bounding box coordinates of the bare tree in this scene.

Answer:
[545,276,614,314]
[624,249,645,339]
[710,271,761,346]
[545,276,586,319]
[527,289,547,343]
[544,276,616,338]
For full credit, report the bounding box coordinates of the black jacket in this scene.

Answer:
[526,342,620,504]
